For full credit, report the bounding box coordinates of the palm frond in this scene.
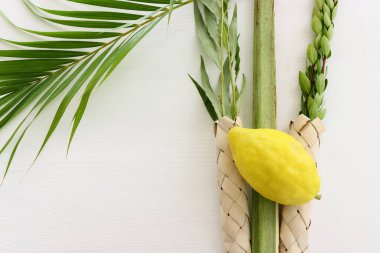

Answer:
[0,0,192,180]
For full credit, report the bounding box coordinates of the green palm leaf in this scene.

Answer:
[0,0,192,180]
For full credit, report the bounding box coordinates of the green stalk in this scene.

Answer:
[251,1,278,253]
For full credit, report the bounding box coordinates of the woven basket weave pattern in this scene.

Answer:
[214,117,251,253]
[279,114,325,253]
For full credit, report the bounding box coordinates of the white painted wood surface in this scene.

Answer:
[0,0,379,252]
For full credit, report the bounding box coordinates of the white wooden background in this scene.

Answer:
[0,0,379,252]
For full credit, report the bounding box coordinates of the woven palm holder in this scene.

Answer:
[279,114,325,253]
[214,117,250,253]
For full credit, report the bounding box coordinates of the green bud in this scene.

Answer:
[312,16,322,34]
[321,36,330,56]
[314,32,322,49]
[307,44,318,64]
[299,71,311,95]
[316,0,324,10]
[327,25,334,40]
[316,74,326,93]
[314,93,323,107]
[323,3,330,14]
[332,5,338,20]
[307,97,318,120]
[326,0,334,9]
[318,108,327,120]
[324,11,332,27]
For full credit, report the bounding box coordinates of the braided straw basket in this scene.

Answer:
[279,114,325,253]
[214,117,250,253]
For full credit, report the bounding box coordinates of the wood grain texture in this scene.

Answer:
[0,0,379,252]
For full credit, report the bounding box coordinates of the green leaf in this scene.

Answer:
[34,47,112,160]
[0,11,123,39]
[234,35,241,79]
[0,59,73,73]
[69,20,162,151]
[320,35,330,56]
[306,43,318,64]
[0,78,39,87]
[132,0,173,3]
[199,57,221,119]
[312,15,322,34]
[0,86,35,118]
[316,0,324,10]
[315,74,325,93]
[229,5,238,60]
[204,5,220,48]
[0,72,50,80]
[314,93,322,107]
[103,18,163,82]
[1,57,95,154]
[23,29,121,39]
[193,2,220,67]
[236,74,246,115]
[199,0,221,18]
[0,50,87,58]
[3,39,104,49]
[323,11,331,27]
[316,58,323,73]
[308,97,318,120]
[189,74,218,121]
[326,0,335,10]
[326,25,334,40]
[0,83,35,95]
[314,32,322,49]
[323,3,330,15]
[2,128,27,181]
[318,108,327,119]
[299,71,311,95]
[67,0,160,12]
[0,68,68,128]
[312,6,322,20]
[39,8,143,20]
[222,59,231,117]
[43,18,125,29]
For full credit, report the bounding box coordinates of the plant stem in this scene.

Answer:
[251,0,278,253]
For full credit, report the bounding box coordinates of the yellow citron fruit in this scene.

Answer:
[228,127,320,205]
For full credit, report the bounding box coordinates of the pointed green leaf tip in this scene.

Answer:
[318,108,327,120]
[315,74,326,93]
[323,11,332,27]
[323,3,330,14]
[312,15,322,34]
[321,35,330,56]
[307,97,318,119]
[326,0,335,10]
[299,71,311,95]
[316,0,324,10]
[314,93,322,107]
[307,44,318,64]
